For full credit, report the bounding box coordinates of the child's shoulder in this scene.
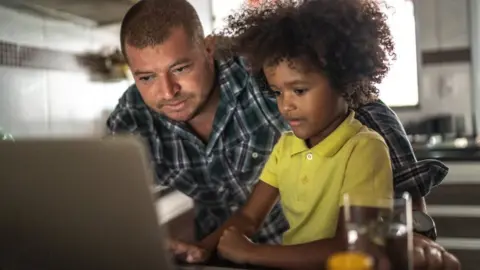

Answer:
[272,131,297,153]
[279,131,297,142]
[349,121,387,148]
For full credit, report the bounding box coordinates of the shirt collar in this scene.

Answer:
[290,111,362,157]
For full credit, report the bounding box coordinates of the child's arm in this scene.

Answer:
[200,135,286,251]
[218,209,347,269]
[175,137,285,263]
[200,181,280,251]
[219,136,393,269]
[169,181,279,263]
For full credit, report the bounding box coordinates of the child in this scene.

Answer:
[177,0,395,268]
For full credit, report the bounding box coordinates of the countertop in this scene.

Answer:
[413,138,480,161]
[415,147,480,162]
[178,267,247,270]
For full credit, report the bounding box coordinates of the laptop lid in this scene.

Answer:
[0,136,174,270]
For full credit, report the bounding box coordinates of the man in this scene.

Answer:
[107,0,460,269]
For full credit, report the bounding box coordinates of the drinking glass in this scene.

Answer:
[342,192,413,270]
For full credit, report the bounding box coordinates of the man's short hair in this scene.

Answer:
[120,0,204,59]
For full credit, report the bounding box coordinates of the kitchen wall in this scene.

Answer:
[396,0,473,134]
[0,5,129,138]
[0,0,213,138]
[0,0,473,137]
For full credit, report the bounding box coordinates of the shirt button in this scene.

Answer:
[252,152,259,159]
[306,153,313,160]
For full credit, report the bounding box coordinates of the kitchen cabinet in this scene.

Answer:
[414,0,469,51]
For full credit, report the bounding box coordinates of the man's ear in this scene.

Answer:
[205,34,235,59]
[204,35,216,58]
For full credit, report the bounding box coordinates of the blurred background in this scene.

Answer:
[0,0,479,268]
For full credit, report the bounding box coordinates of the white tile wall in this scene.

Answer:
[0,67,49,137]
[0,5,126,138]
[0,7,44,47]
[0,1,213,138]
[0,0,472,136]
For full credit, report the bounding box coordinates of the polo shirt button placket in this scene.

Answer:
[306,153,313,160]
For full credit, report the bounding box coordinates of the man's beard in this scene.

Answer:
[185,83,218,122]
[155,84,217,123]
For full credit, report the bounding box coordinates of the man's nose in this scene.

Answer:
[158,75,180,100]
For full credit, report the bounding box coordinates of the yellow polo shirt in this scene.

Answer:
[259,111,393,245]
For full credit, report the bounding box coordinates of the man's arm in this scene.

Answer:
[355,101,448,206]
[355,102,463,269]
[106,105,138,135]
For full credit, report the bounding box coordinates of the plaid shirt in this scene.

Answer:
[107,56,448,243]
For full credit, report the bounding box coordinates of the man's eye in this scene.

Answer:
[139,76,154,82]
[294,89,307,95]
[173,65,191,74]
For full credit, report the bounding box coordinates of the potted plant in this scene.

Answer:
[0,128,14,141]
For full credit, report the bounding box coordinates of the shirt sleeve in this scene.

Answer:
[259,135,286,188]
[340,135,393,207]
[106,105,138,135]
[355,101,448,198]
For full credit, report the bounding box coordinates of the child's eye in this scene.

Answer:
[294,89,307,95]
[271,90,281,96]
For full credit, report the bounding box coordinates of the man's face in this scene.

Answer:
[125,27,215,122]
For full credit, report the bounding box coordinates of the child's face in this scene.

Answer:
[264,59,348,145]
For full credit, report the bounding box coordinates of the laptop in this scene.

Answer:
[0,136,243,270]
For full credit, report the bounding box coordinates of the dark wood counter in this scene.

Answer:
[416,148,480,161]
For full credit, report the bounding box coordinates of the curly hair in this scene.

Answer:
[219,0,396,108]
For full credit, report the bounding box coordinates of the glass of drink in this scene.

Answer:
[342,193,413,270]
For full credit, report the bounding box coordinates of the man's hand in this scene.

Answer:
[217,226,256,264]
[413,234,460,270]
[168,238,211,263]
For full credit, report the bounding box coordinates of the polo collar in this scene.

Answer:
[290,111,362,157]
